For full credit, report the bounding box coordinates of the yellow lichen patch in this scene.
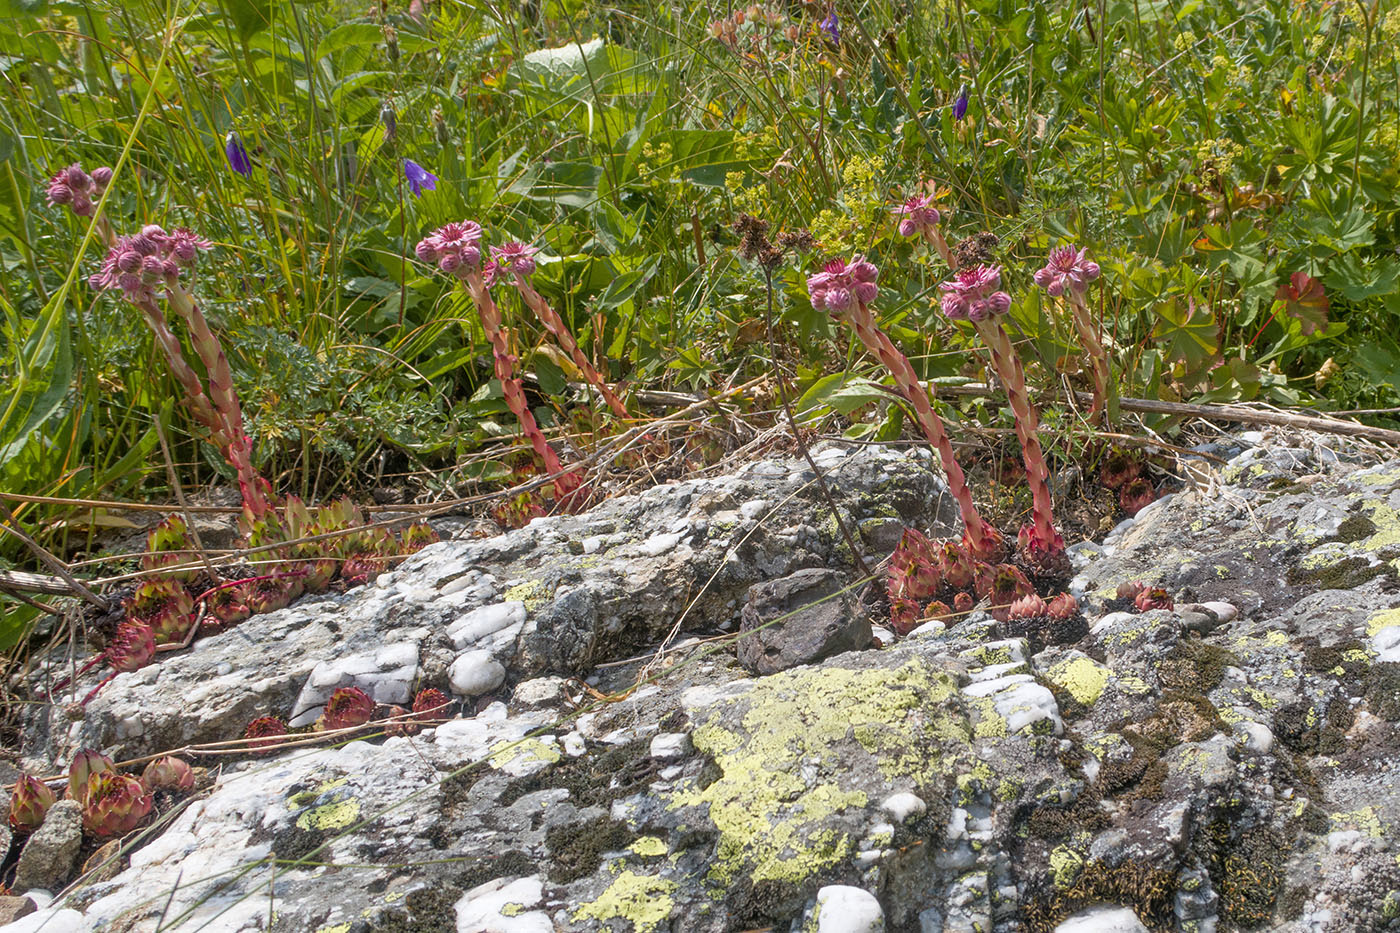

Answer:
[1360,500,1400,551]
[315,925,352,933]
[489,737,562,771]
[572,871,677,932]
[1366,609,1400,637]
[1116,675,1152,695]
[670,660,970,886]
[297,796,361,831]
[1046,657,1111,706]
[1263,631,1288,647]
[630,836,668,858]
[502,579,549,610]
[1356,466,1400,486]
[1050,844,1085,887]
[1331,806,1386,838]
[288,776,349,809]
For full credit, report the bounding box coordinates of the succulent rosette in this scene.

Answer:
[68,748,116,803]
[140,756,196,793]
[244,715,290,754]
[1120,477,1157,516]
[81,771,153,837]
[411,688,452,724]
[106,621,156,673]
[1134,587,1174,612]
[318,686,375,731]
[8,774,57,832]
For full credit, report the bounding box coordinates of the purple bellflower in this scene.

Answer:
[225,132,253,178]
[820,10,839,45]
[403,159,437,198]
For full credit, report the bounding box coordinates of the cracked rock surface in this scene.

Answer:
[12,436,1400,933]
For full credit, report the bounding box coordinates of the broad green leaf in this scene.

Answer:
[1151,295,1217,372]
[219,0,272,41]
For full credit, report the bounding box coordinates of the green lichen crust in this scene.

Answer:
[572,871,677,932]
[669,658,972,889]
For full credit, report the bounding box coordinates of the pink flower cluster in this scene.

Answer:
[46,164,112,218]
[806,256,879,315]
[414,221,482,278]
[89,225,212,305]
[938,265,1011,322]
[484,240,539,285]
[893,194,940,238]
[1032,245,1100,297]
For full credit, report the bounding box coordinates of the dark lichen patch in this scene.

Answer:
[1021,860,1177,932]
[1274,699,1354,755]
[1024,796,1108,840]
[364,884,462,933]
[1207,823,1286,929]
[730,876,805,926]
[1288,556,1398,591]
[1326,852,1400,931]
[269,824,330,865]
[1335,513,1378,543]
[437,762,488,813]
[1133,694,1225,750]
[1158,636,1235,693]
[545,815,635,882]
[1301,637,1369,686]
[1365,663,1400,721]
[499,738,656,810]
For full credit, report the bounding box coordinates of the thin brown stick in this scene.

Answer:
[0,503,110,610]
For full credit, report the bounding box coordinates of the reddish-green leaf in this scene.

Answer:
[1274,272,1329,336]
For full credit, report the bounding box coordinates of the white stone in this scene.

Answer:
[1234,720,1274,754]
[1053,905,1150,933]
[562,732,587,756]
[637,532,682,556]
[650,733,692,759]
[512,677,566,708]
[448,650,506,697]
[812,885,884,933]
[880,792,926,823]
[455,875,552,933]
[961,674,1034,699]
[581,536,604,554]
[1199,601,1239,623]
[1,908,85,933]
[740,498,771,520]
[448,602,527,650]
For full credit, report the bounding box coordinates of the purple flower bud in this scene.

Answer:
[63,165,92,189]
[490,241,539,277]
[117,249,142,273]
[46,182,73,206]
[941,294,969,321]
[952,86,969,121]
[853,281,877,304]
[91,166,113,189]
[439,253,461,273]
[141,224,166,238]
[225,131,253,177]
[824,286,854,313]
[162,259,181,282]
[415,241,438,263]
[71,195,93,217]
[141,255,165,278]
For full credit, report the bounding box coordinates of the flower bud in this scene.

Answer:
[8,775,57,832]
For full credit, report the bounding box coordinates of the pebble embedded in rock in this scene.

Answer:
[1053,905,1150,933]
[448,649,507,697]
[879,793,926,824]
[808,885,884,933]
[649,732,692,759]
[0,895,36,925]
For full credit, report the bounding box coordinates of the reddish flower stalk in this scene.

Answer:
[893,192,954,269]
[808,256,1003,560]
[417,222,581,503]
[939,265,1063,568]
[1034,246,1108,423]
[491,242,629,420]
[90,226,273,520]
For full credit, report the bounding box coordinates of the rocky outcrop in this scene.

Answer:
[10,435,1400,933]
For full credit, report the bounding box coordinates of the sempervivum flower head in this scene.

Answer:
[318,686,375,731]
[893,194,940,238]
[89,226,212,304]
[106,621,155,673]
[140,756,196,793]
[1017,522,1066,569]
[888,527,941,603]
[46,163,110,218]
[414,221,483,279]
[1033,245,1100,298]
[1045,593,1079,619]
[243,716,289,754]
[806,256,878,315]
[8,774,57,832]
[68,748,116,804]
[939,265,1011,322]
[81,771,153,837]
[411,688,452,724]
[952,591,974,613]
[490,241,539,278]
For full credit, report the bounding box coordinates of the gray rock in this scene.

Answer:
[1054,905,1150,933]
[736,568,870,675]
[13,800,82,893]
